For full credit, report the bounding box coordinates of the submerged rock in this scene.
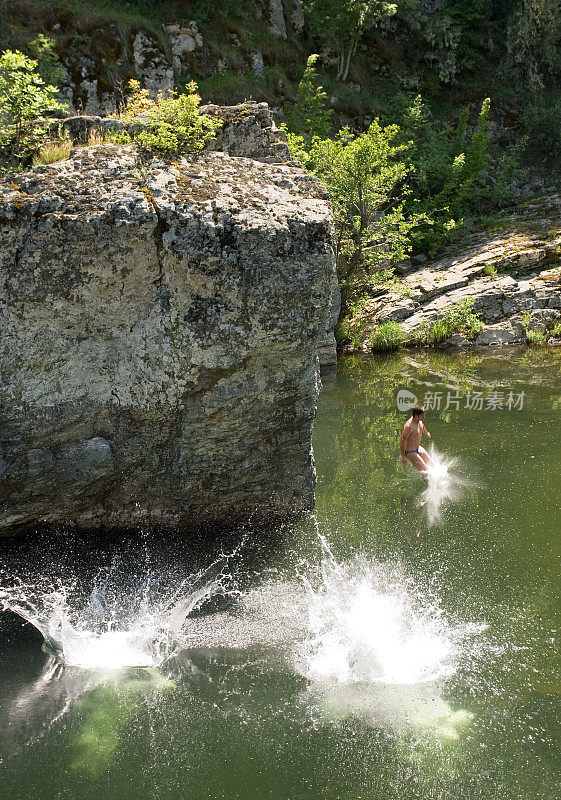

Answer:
[0,119,335,533]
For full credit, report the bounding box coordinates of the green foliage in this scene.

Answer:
[304,0,396,80]
[366,267,413,296]
[526,328,547,345]
[506,0,561,91]
[521,311,547,345]
[0,49,66,166]
[283,55,333,139]
[189,0,250,27]
[423,298,483,344]
[521,93,561,159]
[550,321,561,339]
[438,98,491,209]
[103,129,133,145]
[369,321,405,351]
[28,34,64,87]
[486,136,530,206]
[289,121,416,302]
[389,95,527,257]
[483,263,498,279]
[121,79,221,155]
[424,318,450,344]
[334,315,363,348]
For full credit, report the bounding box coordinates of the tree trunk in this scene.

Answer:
[341,35,359,82]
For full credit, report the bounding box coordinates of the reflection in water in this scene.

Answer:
[1,658,177,773]
[313,682,473,741]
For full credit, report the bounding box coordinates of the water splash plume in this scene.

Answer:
[293,536,483,735]
[0,555,234,670]
[297,536,478,686]
[418,448,467,524]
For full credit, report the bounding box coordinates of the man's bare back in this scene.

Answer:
[400,406,432,473]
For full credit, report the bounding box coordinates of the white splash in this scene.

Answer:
[295,538,483,735]
[297,539,473,686]
[418,448,466,525]
[0,558,232,671]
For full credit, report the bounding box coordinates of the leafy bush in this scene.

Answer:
[424,318,451,344]
[506,0,561,91]
[369,321,405,351]
[483,263,498,279]
[288,120,416,308]
[0,49,66,167]
[121,79,221,155]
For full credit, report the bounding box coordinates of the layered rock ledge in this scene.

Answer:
[357,194,561,348]
[0,130,335,532]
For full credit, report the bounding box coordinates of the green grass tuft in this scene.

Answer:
[369,321,405,351]
[423,298,483,345]
[32,137,72,165]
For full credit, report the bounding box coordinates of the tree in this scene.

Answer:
[0,49,65,165]
[28,35,65,88]
[290,121,415,304]
[283,55,334,139]
[304,0,397,81]
[436,97,491,209]
[506,0,561,90]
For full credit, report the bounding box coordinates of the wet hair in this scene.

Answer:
[412,406,425,417]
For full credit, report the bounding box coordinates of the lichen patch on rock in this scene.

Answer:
[0,124,336,533]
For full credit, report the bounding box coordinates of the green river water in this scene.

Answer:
[0,348,560,800]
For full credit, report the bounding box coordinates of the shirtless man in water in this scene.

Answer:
[400,406,433,473]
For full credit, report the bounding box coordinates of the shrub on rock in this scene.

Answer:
[121,79,221,155]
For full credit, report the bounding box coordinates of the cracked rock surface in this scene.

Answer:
[355,194,561,349]
[0,142,335,533]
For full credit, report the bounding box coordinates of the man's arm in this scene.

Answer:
[399,423,409,465]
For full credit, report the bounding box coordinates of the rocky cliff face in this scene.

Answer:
[352,194,561,349]
[25,3,305,117]
[0,106,335,533]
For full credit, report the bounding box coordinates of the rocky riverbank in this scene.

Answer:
[0,103,336,533]
[349,193,561,350]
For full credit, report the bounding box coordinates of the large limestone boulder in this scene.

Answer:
[0,137,335,533]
